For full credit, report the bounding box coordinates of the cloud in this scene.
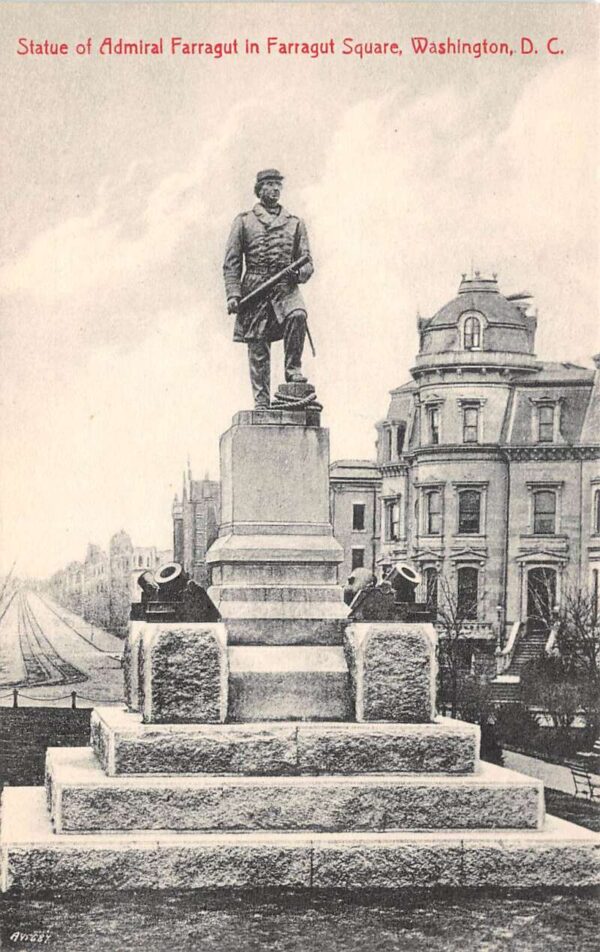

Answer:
[0,106,244,309]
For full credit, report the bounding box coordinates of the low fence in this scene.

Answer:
[0,687,118,708]
[0,707,92,786]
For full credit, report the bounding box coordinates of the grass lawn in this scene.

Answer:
[545,787,600,832]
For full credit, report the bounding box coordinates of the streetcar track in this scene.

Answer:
[16,591,88,687]
[35,591,123,659]
[0,591,21,684]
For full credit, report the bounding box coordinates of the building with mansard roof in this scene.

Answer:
[330,273,600,686]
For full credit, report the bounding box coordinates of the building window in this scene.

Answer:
[425,567,438,613]
[533,491,556,535]
[351,547,365,570]
[352,503,366,531]
[385,429,393,460]
[463,315,481,350]
[458,490,481,534]
[396,424,406,456]
[462,407,479,444]
[457,566,478,620]
[538,404,555,443]
[384,498,402,542]
[428,407,440,445]
[425,490,442,535]
[593,489,600,535]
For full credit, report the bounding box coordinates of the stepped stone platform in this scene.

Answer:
[2,788,598,893]
[46,748,542,834]
[2,619,599,891]
[90,706,480,775]
[2,409,599,892]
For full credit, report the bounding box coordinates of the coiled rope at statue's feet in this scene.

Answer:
[271,390,323,411]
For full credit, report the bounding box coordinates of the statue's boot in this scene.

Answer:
[284,310,308,384]
[247,342,271,407]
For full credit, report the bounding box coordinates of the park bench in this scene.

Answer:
[566,760,600,801]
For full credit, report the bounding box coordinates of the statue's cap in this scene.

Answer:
[256,169,284,185]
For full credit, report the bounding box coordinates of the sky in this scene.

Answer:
[0,1,598,577]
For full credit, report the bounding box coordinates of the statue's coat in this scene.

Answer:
[223,204,313,343]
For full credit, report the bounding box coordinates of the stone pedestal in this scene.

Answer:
[2,410,599,893]
[206,410,348,646]
[345,624,437,722]
[137,624,228,724]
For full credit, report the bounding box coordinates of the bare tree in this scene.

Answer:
[553,588,600,683]
[434,575,481,718]
[522,585,600,741]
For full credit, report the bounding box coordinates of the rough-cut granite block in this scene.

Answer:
[123,622,145,711]
[91,708,298,776]
[344,623,437,722]
[91,707,480,776]
[461,828,600,888]
[3,790,599,894]
[1,788,311,892]
[312,833,464,888]
[139,624,228,724]
[295,718,479,775]
[46,748,543,834]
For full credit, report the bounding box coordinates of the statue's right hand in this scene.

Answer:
[227,297,240,315]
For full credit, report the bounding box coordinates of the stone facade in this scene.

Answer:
[48,534,172,638]
[330,274,600,679]
[172,465,220,586]
[109,531,133,637]
[82,544,110,630]
[330,459,381,582]
[49,560,85,615]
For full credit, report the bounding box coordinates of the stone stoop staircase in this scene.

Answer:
[490,624,549,703]
[510,628,548,671]
[1,622,599,894]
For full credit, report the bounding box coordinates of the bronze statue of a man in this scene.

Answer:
[223,169,314,409]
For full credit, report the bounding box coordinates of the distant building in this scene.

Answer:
[83,544,110,630]
[109,531,133,637]
[130,545,173,606]
[172,466,220,585]
[49,560,84,615]
[330,273,600,687]
[329,460,381,582]
[48,534,171,638]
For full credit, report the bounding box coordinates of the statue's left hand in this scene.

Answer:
[295,262,312,284]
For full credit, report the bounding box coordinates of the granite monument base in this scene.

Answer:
[2,624,599,892]
[2,785,598,893]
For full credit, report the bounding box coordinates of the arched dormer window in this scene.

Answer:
[463,315,481,350]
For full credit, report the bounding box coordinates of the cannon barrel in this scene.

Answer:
[385,564,422,603]
[137,571,160,596]
[154,562,189,599]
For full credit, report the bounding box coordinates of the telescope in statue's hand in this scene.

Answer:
[238,254,310,309]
